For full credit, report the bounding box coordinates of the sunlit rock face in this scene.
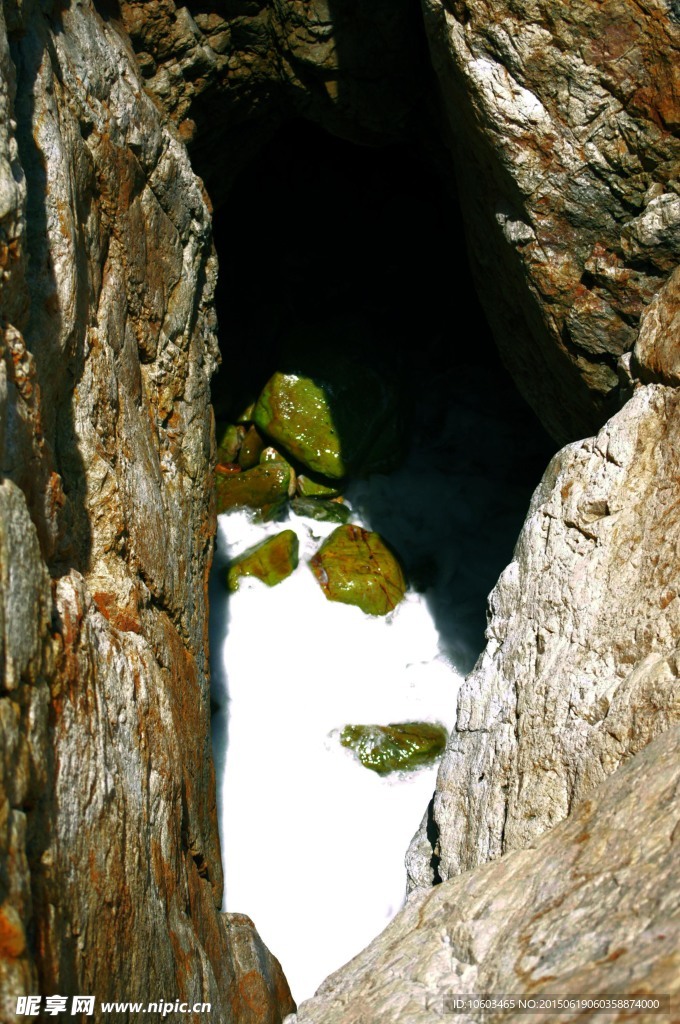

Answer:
[288,726,680,1024]
[422,0,680,442]
[0,1,292,1018]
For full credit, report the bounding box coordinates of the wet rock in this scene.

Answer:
[309,525,406,616]
[296,475,342,499]
[238,424,267,469]
[340,723,447,774]
[227,530,299,591]
[253,342,398,480]
[216,423,245,466]
[291,498,351,524]
[215,462,291,514]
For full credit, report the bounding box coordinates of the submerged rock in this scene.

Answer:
[227,530,299,590]
[291,498,351,524]
[309,524,406,615]
[215,462,291,514]
[253,340,398,480]
[340,723,448,774]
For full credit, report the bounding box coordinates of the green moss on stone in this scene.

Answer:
[309,524,406,615]
[227,530,299,591]
[291,497,351,524]
[340,722,448,774]
[252,337,400,480]
[215,461,291,514]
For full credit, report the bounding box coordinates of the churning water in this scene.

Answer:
[209,372,553,1002]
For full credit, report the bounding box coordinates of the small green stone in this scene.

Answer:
[215,462,291,514]
[340,722,448,774]
[309,524,406,615]
[227,530,299,591]
[238,424,266,470]
[215,422,244,465]
[290,497,351,524]
[296,474,342,499]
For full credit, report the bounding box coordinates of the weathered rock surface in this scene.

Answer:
[119,0,679,445]
[421,384,680,885]
[0,2,292,1020]
[286,726,680,1024]
[422,0,680,441]
[632,264,680,385]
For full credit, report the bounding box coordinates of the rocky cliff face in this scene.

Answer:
[0,2,291,1019]
[0,0,678,1020]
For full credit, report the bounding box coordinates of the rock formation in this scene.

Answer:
[0,2,292,1019]
[289,726,680,1024]
[0,0,678,1020]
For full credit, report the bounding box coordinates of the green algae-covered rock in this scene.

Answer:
[215,422,245,466]
[296,474,342,499]
[252,338,398,480]
[238,424,267,470]
[215,461,291,514]
[290,497,351,524]
[227,530,299,591]
[309,524,406,615]
[340,722,448,774]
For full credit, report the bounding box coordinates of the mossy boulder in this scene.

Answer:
[340,722,448,774]
[309,524,406,615]
[227,530,299,591]
[215,461,291,514]
[252,336,399,480]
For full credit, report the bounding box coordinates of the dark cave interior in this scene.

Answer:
[208,118,556,665]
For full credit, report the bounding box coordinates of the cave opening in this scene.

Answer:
[206,119,556,1002]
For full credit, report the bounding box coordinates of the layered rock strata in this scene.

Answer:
[0,2,292,1019]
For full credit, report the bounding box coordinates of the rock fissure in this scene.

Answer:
[0,0,678,1018]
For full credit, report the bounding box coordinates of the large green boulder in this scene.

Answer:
[340,722,448,774]
[252,334,399,479]
[309,524,406,615]
[227,530,299,591]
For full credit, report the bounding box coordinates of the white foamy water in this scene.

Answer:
[210,503,462,1003]
[209,374,553,1004]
